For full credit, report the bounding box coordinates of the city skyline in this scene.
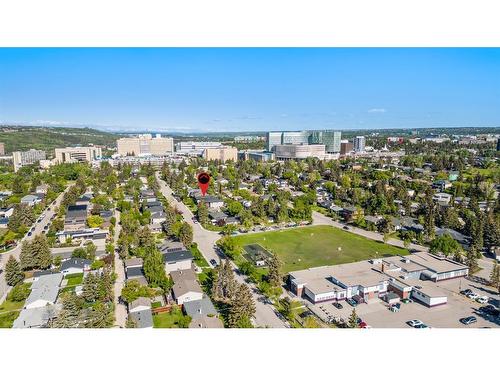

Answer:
[1,48,500,132]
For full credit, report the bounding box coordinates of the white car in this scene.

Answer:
[476,296,489,304]
[406,319,423,328]
[467,293,479,300]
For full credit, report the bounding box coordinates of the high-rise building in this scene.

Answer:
[12,149,47,172]
[54,146,102,164]
[340,141,353,155]
[309,130,341,153]
[353,136,366,152]
[117,134,174,156]
[266,130,341,153]
[266,131,284,151]
[175,141,223,155]
[0,143,5,156]
[274,144,326,160]
[203,146,238,162]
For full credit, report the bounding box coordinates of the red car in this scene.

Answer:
[359,321,369,328]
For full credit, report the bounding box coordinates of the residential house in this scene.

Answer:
[13,305,61,328]
[128,297,153,329]
[21,194,43,207]
[64,204,88,231]
[24,273,63,309]
[170,268,203,305]
[60,258,92,275]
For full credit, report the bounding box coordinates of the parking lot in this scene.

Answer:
[308,276,499,328]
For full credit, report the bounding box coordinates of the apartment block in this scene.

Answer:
[116,134,174,156]
[12,149,47,172]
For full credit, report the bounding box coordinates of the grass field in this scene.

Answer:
[153,308,191,328]
[233,225,409,273]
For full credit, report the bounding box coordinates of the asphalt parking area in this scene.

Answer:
[310,278,499,328]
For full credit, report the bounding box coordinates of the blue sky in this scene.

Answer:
[0,48,499,132]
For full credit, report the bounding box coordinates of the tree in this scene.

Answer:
[348,308,359,328]
[7,283,31,302]
[87,215,104,228]
[217,236,242,259]
[143,246,171,292]
[179,222,193,247]
[490,262,500,294]
[7,203,36,233]
[465,246,479,273]
[228,283,255,328]
[266,252,282,288]
[197,202,209,226]
[20,235,52,270]
[429,233,462,258]
[5,256,24,286]
[121,280,156,303]
[211,260,237,302]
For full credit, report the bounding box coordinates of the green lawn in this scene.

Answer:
[233,225,410,273]
[153,308,191,328]
[65,273,84,286]
[0,311,20,328]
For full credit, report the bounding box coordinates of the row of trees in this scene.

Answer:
[211,260,256,328]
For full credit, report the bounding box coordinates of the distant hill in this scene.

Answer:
[0,126,119,155]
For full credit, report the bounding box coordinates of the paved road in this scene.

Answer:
[112,208,127,328]
[0,185,72,304]
[156,173,286,328]
[311,211,429,252]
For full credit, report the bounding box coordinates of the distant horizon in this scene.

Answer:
[1,122,500,136]
[1,48,500,132]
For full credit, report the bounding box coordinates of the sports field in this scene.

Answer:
[233,225,409,273]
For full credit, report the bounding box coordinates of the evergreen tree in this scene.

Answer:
[266,252,282,287]
[143,246,171,291]
[490,263,500,294]
[465,246,479,273]
[5,256,24,286]
[82,273,99,302]
[228,283,255,328]
[348,308,359,328]
[197,201,209,226]
[179,222,193,247]
[52,293,85,328]
[7,203,36,232]
[163,206,177,236]
[212,260,237,302]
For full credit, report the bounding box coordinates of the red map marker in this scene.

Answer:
[197,172,210,196]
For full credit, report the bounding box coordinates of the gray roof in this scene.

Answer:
[163,250,193,263]
[60,258,91,271]
[26,273,63,307]
[183,295,217,319]
[12,304,61,328]
[129,309,153,328]
[129,297,152,312]
[158,241,185,253]
[126,267,145,279]
[124,258,143,268]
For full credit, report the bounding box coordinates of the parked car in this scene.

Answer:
[332,302,343,309]
[359,321,369,328]
[459,316,477,325]
[401,298,413,304]
[476,296,489,304]
[414,323,430,328]
[460,289,473,296]
[209,259,217,266]
[27,231,32,236]
[407,319,424,327]
[343,226,350,230]
[346,298,357,307]
[389,305,400,312]
[480,305,500,316]
[467,293,479,300]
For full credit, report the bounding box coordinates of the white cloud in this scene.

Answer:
[368,108,387,113]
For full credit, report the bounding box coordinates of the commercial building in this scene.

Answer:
[353,136,366,152]
[238,150,275,162]
[274,144,326,160]
[12,149,47,172]
[234,135,264,142]
[203,146,238,162]
[309,130,341,153]
[54,146,102,164]
[116,134,174,156]
[175,141,222,155]
[340,141,353,155]
[266,131,284,152]
[289,252,468,305]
